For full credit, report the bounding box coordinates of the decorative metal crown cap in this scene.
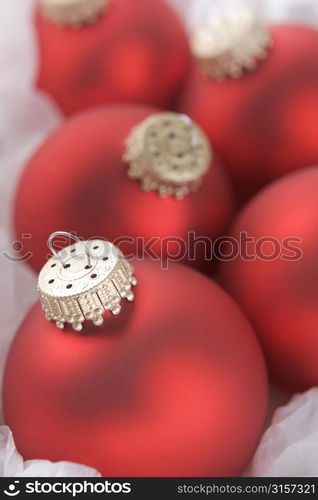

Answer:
[38,232,137,332]
[123,112,212,200]
[40,0,109,26]
[191,8,272,80]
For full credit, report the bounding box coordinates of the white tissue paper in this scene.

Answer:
[167,0,318,32]
[0,426,100,477]
[0,0,37,91]
[0,1,62,427]
[0,89,62,425]
[251,389,318,477]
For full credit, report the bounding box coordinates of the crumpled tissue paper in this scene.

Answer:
[251,388,318,477]
[167,0,318,33]
[0,426,100,477]
[0,0,62,426]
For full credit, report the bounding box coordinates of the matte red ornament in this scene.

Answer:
[35,0,190,115]
[179,25,318,199]
[14,104,234,273]
[220,167,318,391]
[4,260,268,477]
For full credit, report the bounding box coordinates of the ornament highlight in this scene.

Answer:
[123,112,211,199]
[180,24,318,198]
[220,167,318,391]
[14,104,234,273]
[4,260,268,476]
[38,232,136,331]
[36,0,190,115]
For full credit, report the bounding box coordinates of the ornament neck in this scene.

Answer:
[38,232,137,332]
[191,8,272,80]
[123,112,212,200]
[40,0,110,27]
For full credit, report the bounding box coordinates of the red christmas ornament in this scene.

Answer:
[220,167,318,391]
[179,10,318,199]
[4,238,268,476]
[36,0,190,115]
[14,104,234,273]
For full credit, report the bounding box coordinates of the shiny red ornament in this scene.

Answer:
[14,104,234,273]
[4,260,268,477]
[220,167,318,391]
[179,25,318,199]
[35,0,190,115]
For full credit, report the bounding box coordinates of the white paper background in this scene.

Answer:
[0,0,317,477]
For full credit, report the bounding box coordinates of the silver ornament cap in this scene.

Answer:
[40,0,109,26]
[191,8,272,80]
[123,112,212,200]
[38,232,137,332]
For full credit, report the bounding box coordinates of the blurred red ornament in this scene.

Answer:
[179,24,318,199]
[14,104,234,273]
[35,0,190,115]
[220,167,318,391]
[4,260,268,477]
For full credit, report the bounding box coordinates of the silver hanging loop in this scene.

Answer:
[179,113,198,148]
[48,231,92,268]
